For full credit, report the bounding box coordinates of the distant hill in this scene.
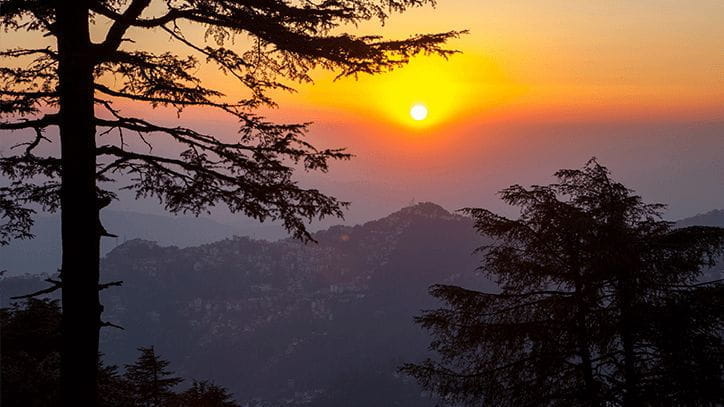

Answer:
[676,209,724,282]
[1,203,491,406]
[0,210,285,275]
[676,209,724,228]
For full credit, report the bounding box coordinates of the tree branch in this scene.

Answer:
[100,320,125,330]
[97,0,152,53]
[0,114,59,130]
[10,278,62,300]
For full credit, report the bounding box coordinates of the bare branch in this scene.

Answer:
[98,280,124,291]
[100,320,125,330]
[97,0,153,53]
[10,278,62,300]
[0,113,58,130]
[0,47,56,58]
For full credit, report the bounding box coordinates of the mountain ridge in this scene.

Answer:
[2,202,485,406]
[676,209,724,228]
[2,203,722,406]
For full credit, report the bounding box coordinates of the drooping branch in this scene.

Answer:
[94,108,346,172]
[1,116,58,159]
[98,280,124,291]
[0,192,35,245]
[90,1,439,32]
[0,49,58,116]
[159,25,288,108]
[95,142,347,241]
[0,153,62,244]
[9,277,62,299]
[94,83,238,113]
[0,47,56,59]
[0,0,55,33]
[0,154,61,179]
[3,0,460,244]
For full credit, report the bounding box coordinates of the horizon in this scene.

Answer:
[2,198,722,278]
[3,1,723,227]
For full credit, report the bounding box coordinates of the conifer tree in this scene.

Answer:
[403,159,724,406]
[0,299,245,406]
[0,1,461,403]
[171,380,239,407]
[98,361,136,407]
[124,347,183,407]
[0,299,62,406]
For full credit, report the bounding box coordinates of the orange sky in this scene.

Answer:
[6,0,721,127]
[132,0,724,180]
[259,0,724,126]
[63,0,722,127]
[2,0,724,221]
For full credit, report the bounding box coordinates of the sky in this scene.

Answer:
[2,0,723,227]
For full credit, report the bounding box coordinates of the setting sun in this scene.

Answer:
[410,104,429,121]
[279,53,506,129]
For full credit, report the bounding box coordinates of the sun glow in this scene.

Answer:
[265,51,519,131]
[354,53,512,128]
[372,57,469,128]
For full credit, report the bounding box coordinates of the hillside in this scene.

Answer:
[0,210,284,276]
[1,203,490,406]
[6,204,722,404]
[676,209,724,228]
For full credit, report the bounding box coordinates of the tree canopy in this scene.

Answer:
[1,299,242,406]
[0,0,463,242]
[1,1,462,404]
[403,159,724,406]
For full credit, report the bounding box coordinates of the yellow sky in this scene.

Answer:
[254,0,724,128]
[3,1,723,130]
[2,1,724,220]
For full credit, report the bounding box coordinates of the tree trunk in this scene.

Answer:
[575,283,598,407]
[620,282,639,407]
[56,3,100,405]
[571,250,598,407]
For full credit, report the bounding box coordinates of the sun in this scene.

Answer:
[410,104,429,121]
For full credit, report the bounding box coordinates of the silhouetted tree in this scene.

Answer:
[0,1,462,403]
[124,347,183,407]
[0,298,62,406]
[98,361,136,407]
[402,159,724,406]
[1,299,128,406]
[171,380,239,407]
[0,299,244,406]
[641,281,723,404]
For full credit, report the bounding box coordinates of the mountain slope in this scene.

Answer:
[100,203,489,406]
[676,209,724,228]
[7,204,721,405]
[1,203,490,406]
[0,210,281,275]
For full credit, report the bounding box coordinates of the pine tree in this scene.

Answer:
[171,380,239,407]
[0,299,62,406]
[98,360,136,407]
[124,347,183,407]
[0,299,242,406]
[0,1,462,403]
[403,159,724,406]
